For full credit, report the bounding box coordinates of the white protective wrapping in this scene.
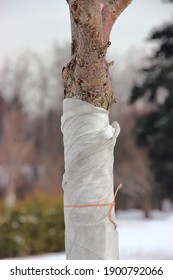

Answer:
[61,99,120,260]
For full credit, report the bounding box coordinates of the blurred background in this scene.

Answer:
[0,0,173,259]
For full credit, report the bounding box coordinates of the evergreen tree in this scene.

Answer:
[129,0,173,201]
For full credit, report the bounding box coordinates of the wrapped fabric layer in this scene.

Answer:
[61,99,120,260]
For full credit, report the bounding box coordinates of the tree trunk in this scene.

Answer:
[61,0,132,260]
[5,180,16,208]
[63,0,132,110]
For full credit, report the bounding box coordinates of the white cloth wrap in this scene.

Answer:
[61,99,120,260]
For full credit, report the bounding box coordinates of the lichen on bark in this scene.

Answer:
[63,0,132,110]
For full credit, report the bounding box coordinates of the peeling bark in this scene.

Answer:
[63,0,132,110]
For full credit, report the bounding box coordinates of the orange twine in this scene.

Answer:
[64,183,122,230]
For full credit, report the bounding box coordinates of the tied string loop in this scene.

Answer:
[64,183,122,230]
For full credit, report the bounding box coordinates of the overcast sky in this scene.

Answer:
[0,0,173,67]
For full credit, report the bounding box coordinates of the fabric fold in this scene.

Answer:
[61,98,120,260]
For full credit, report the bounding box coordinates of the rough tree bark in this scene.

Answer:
[63,0,132,109]
[61,0,132,260]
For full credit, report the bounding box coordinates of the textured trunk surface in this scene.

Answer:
[61,0,132,260]
[63,0,132,110]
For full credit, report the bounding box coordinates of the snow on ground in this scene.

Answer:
[117,209,173,260]
[11,209,173,260]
